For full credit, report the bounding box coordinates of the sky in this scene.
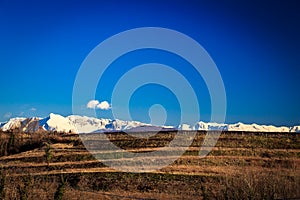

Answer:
[0,0,299,126]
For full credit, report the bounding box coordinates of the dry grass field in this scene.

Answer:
[0,130,299,199]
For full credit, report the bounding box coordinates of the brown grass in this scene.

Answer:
[0,130,299,199]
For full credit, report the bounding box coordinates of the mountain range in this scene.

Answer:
[0,113,299,133]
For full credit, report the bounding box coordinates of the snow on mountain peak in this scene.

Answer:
[42,113,76,133]
[66,115,153,133]
[0,114,76,133]
[67,115,110,133]
[0,113,299,133]
[0,117,26,132]
[291,126,300,132]
[177,124,192,130]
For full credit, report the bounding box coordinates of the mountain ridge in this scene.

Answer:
[0,113,299,133]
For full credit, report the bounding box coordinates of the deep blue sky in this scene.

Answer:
[0,0,299,126]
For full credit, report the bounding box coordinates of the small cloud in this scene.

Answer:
[87,100,100,109]
[30,107,37,111]
[97,101,111,110]
[4,112,12,119]
[87,100,111,110]
[19,112,25,116]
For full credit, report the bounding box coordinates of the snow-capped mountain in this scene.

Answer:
[177,124,192,131]
[227,122,291,132]
[0,113,76,133]
[41,113,77,133]
[0,113,299,133]
[0,114,156,133]
[67,115,151,133]
[0,117,26,132]
[291,126,300,132]
[193,121,228,131]
[67,115,110,133]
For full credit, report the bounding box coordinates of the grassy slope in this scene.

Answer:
[0,131,299,199]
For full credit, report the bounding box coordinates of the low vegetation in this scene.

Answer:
[0,130,299,199]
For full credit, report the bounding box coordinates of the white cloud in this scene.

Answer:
[87,100,100,109]
[4,112,12,118]
[30,107,37,111]
[96,101,111,110]
[86,100,111,110]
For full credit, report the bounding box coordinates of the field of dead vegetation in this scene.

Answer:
[0,130,299,200]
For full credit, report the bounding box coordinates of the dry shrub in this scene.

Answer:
[0,131,76,157]
[217,170,300,200]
